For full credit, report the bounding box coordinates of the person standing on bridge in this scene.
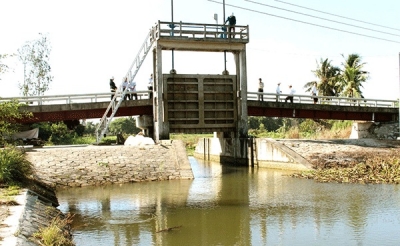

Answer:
[122,77,130,100]
[276,82,282,102]
[225,13,236,38]
[109,76,117,100]
[148,74,153,99]
[285,85,296,103]
[258,78,264,101]
[311,82,318,104]
[129,80,137,100]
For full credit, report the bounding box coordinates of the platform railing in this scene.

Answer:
[153,21,249,41]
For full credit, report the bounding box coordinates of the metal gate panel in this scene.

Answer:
[164,74,237,133]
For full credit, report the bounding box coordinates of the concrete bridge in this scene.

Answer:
[2,91,398,124]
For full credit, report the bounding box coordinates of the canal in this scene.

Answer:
[57,157,400,245]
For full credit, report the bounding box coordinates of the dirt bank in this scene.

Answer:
[277,139,400,169]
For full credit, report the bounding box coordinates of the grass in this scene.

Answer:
[32,213,74,246]
[0,186,20,205]
[170,133,213,155]
[292,154,400,184]
[0,147,33,185]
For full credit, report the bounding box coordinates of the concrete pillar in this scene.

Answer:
[238,47,248,139]
[154,45,170,141]
[349,122,373,139]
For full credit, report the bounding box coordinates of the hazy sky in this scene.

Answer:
[1,0,399,99]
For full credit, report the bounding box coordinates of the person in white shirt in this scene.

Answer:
[276,82,282,102]
[121,77,130,100]
[311,82,318,104]
[258,78,264,101]
[285,85,296,103]
[129,80,137,100]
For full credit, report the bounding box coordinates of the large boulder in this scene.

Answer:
[124,135,155,146]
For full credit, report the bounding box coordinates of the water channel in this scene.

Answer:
[57,157,400,246]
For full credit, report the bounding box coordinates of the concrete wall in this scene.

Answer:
[349,122,374,139]
[194,137,311,170]
[349,121,399,140]
[25,140,193,188]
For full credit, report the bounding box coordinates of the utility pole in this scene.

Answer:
[171,0,176,74]
[398,52,400,139]
[223,0,227,74]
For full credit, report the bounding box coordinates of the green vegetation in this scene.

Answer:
[248,117,352,140]
[0,147,33,185]
[292,153,400,184]
[32,213,74,246]
[304,53,368,99]
[171,133,213,155]
[0,100,32,146]
[17,33,53,97]
[0,185,20,205]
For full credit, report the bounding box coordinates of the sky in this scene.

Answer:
[1,0,399,100]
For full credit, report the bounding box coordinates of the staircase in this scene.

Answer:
[95,29,155,143]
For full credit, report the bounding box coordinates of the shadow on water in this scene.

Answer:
[57,157,400,246]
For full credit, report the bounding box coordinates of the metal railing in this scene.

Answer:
[2,91,397,108]
[248,92,398,108]
[0,91,151,105]
[153,21,249,41]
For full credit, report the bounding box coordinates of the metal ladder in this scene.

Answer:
[95,29,155,143]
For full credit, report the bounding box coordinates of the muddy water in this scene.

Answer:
[57,157,400,246]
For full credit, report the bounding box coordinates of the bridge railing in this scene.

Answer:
[153,21,249,41]
[247,92,398,108]
[0,91,151,106]
[1,91,397,108]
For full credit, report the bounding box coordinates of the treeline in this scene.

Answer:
[248,116,352,139]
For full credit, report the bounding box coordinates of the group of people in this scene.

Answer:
[258,79,318,104]
[258,78,295,103]
[109,74,154,101]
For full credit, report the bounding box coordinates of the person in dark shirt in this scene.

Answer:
[109,76,117,100]
[225,13,236,38]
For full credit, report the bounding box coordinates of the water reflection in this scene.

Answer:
[57,157,400,246]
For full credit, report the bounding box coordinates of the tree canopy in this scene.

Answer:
[305,54,368,98]
[17,33,53,97]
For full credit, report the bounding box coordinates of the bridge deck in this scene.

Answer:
[2,91,398,124]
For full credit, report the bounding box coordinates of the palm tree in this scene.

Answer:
[304,58,341,97]
[338,54,368,98]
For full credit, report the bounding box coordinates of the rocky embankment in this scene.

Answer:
[278,138,400,169]
[279,138,400,183]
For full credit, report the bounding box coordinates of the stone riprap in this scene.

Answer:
[25,140,194,188]
[0,189,68,246]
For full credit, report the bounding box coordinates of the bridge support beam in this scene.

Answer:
[235,48,248,139]
[153,45,170,141]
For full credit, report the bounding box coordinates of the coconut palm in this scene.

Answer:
[304,58,341,97]
[338,54,368,98]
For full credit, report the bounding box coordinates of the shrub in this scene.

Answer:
[32,213,74,246]
[0,147,33,184]
[48,123,73,145]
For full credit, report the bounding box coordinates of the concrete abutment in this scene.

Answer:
[194,136,312,170]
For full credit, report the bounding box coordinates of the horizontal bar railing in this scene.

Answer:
[1,91,397,108]
[0,91,151,106]
[247,92,398,108]
[154,21,249,41]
